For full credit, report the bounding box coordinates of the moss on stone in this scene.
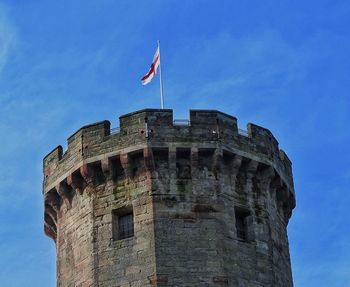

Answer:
[113,185,125,197]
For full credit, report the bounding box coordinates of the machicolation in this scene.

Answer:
[43,109,296,287]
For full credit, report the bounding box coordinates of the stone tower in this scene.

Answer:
[43,109,296,287]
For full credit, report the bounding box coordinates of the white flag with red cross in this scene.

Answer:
[141,46,160,85]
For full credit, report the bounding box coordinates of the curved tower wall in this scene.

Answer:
[43,109,296,287]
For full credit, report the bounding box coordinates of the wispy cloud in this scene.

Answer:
[161,31,309,122]
[0,3,16,74]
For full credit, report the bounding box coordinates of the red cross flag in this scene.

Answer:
[141,46,160,85]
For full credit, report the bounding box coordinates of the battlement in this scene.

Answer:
[43,109,293,189]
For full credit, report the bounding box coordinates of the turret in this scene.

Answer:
[43,109,295,286]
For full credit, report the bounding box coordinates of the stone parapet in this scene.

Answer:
[43,109,293,192]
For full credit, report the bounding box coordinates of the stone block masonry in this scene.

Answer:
[43,109,296,287]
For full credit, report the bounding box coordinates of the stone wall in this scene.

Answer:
[43,109,296,287]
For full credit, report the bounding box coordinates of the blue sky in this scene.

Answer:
[0,1,349,286]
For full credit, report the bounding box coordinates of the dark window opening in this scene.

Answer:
[153,148,169,169]
[236,216,246,241]
[129,150,144,177]
[235,208,250,242]
[235,159,249,195]
[198,148,215,171]
[89,162,105,185]
[110,157,125,181]
[176,148,191,179]
[222,150,234,166]
[113,208,134,240]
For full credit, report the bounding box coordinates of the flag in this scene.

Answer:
[141,46,160,85]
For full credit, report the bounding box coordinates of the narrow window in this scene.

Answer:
[235,208,250,241]
[113,208,134,240]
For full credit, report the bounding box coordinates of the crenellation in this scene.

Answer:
[247,123,280,159]
[119,109,172,143]
[279,149,292,167]
[67,120,111,160]
[43,109,295,193]
[278,149,294,189]
[43,108,296,286]
[190,109,237,126]
[43,145,63,180]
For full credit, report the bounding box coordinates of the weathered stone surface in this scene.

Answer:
[43,109,296,287]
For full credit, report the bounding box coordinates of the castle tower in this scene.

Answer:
[43,109,296,287]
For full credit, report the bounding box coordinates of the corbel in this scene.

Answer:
[120,153,132,178]
[56,182,72,209]
[67,173,85,195]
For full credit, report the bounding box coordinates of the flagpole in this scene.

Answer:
[158,40,164,109]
